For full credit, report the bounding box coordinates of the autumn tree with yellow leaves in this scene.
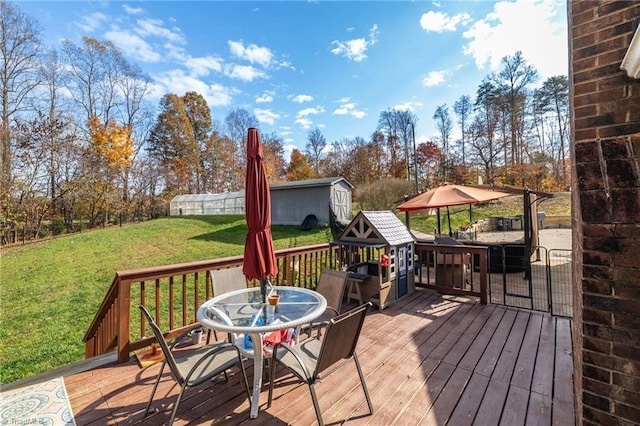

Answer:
[87,116,134,169]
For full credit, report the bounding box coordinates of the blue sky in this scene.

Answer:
[21,0,568,158]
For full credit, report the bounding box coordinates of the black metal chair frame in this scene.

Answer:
[267,302,374,426]
[300,268,349,338]
[139,305,251,425]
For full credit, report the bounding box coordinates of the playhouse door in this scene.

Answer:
[398,245,408,298]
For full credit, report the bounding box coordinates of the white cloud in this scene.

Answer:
[295,117,313,129]
[255,108,281,125]
[462,0,568,78]
[122,5,143,15]
[330,24,379,62]
[225,64,267,81]
[369,24,379,44]
[135,18,185,44]
[183,56,223,77]
[162,42,190,63]
[291,94,313,103]
[151,69,235,107]
[228,40,273,67]
[331,38,367,62]
[256,92,274,103]
[297,106,324,117]
[76,12,108,32]
[420,11,471,33]
[423,70,446,87]
[332,101,366,118]
[392,101,423,112]
[278,60,295,71]
[333,103,355,115]
[104,29,161,62]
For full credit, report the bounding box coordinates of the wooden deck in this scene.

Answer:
[64,288,575,425]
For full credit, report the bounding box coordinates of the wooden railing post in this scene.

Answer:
[282,254,291,285]
[479,249,488,304]
[117,277,131,363]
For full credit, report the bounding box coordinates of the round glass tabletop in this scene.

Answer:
[197,286,327,334]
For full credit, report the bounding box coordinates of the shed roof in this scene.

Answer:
[333,210,415,247]
[269,176,352,191]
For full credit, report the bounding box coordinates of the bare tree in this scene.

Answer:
[532,75,569,188]
[0,0,42,191]
[474,79,501,182]
[224,108,258,190]
[305,127,326,176]
[433,104,452,182]
[377,108,415,180]
[494,51,538,165]
[454,95,472,167]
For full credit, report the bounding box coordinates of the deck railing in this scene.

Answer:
[414,242,488,304]
[84,242,489,363]
[83,244,340,363]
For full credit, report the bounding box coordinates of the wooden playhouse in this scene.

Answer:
[331,210,416,310]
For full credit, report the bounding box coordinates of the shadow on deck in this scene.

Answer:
[64,288,574,425]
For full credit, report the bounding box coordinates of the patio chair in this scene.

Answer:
[139,305,251,425]
[267,302,374,426]
[206,266,247,343]
[300,268,348,337]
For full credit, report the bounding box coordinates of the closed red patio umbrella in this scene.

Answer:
[243,128,278,302]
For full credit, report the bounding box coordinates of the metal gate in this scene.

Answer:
[487,245,573,317]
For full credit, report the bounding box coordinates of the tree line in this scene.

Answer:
[0,1,569,243]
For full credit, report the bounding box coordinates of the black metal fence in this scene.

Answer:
[415,239,573,317]
[484,245,573,317]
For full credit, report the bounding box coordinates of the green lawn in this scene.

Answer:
[0,215,332,384]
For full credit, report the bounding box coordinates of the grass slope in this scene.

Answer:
[0,215,332,383]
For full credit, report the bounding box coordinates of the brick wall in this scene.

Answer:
[571,1,640,424]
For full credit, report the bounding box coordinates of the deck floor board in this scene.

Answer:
[60,287,574,425]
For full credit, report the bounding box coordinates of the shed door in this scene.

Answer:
[333,189,349,221]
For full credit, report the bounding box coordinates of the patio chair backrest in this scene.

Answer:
[314,268,348,313]
[139,305,183,384]
[314,302,370,377]
[209,266,247,296]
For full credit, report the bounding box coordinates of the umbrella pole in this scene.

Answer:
[260,278,268,303]
[437,208,442,235]
[447,206,452,237]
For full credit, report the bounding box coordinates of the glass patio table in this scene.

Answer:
[197,286,326,418]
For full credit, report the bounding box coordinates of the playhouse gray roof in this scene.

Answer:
[333,210,415,248]
[361,211,415,246]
